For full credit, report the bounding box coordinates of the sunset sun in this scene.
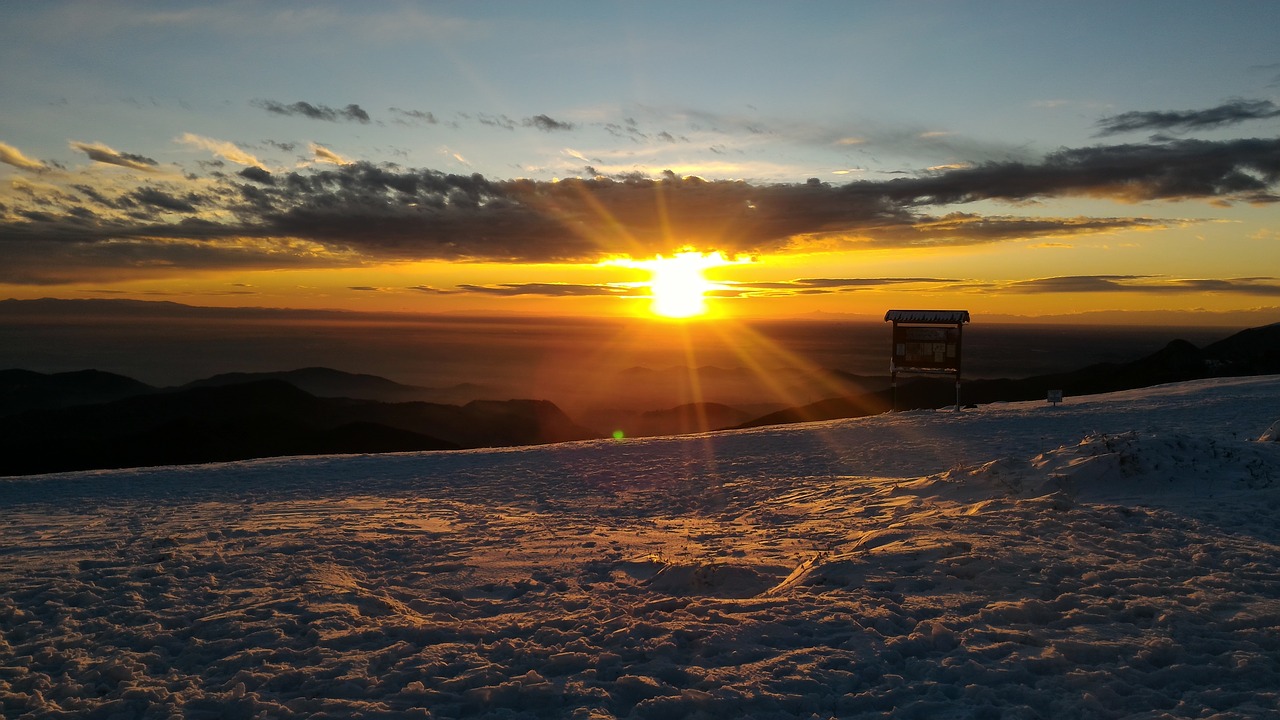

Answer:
[632,251,736,319]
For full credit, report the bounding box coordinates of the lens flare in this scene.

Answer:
[614,251,741,319]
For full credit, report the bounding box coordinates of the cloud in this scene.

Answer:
[131,187,198,213]
[176,133,263,167]
[407,285,457,295]
[1006,275,1280,295]
[238,166,274,184]
[4,135,1279,283]
[523,114,575,132]
[1006,275,1150,293]
[253,99,371,123]
[719,277,964,297]
[1096,99,1280,135]
[390,108,438,125]
[310,143,353,165]
[475,113,516,130]
[0,234,348,285]
[0,141,45,171]
[734,277,960,290]
[69,141,159,171]
[869,137,1280,205]
[455,282,635,297]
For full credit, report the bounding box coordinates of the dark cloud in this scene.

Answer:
[1007,275,1150,293]
[1007,276,1280,295]
[476,113,516,130]
[72,184,115,207]
[253,100,371,123]
[6,135,1280,283]
[238,166,274,184]
[390,108,438,125]
[731,277,961,291]
[1096,99,1280,136]
[523,114,574,132]
[870,138,1280,205]
[1164,278,1280,295]
[407,285,457,295]
[131,188,198,213]
[455,283,634,297]
[70,141,159,171]
[847,213,1168,249]
[0,232,346,285]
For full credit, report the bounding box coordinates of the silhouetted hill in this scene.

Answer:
[739,322,1280,429]
[629,402,755,437]
[0,379,599,476]
[1202,323,1280,371]
[183,367,507,405]
[0,368,156,417]
[186,367,416,397]
[6,322,1278,474]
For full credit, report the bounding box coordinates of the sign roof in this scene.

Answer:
[884,309,971,324]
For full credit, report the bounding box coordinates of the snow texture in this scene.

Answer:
[2,376,1279,719]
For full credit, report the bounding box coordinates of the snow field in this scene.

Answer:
[2,376,1279,718]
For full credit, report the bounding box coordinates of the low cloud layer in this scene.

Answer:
[719,277,962,297]
[1097,99,1280,135]
[69,141,159,172]
[252,100,577,134]
[455,282,633,297]
[1007,275,1280,296]
[430,274,1280,300]
[253,100,371,124]
[3,133,1279,284]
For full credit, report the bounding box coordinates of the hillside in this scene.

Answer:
[1,377,1277,717]
[0,380,598,476]
[741,321,1280,428]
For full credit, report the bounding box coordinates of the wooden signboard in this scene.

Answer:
[893,324,962,372]
[884,309,971,410]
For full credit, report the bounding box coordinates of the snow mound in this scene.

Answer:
[928,430,1279,504]
[645,561,778,598]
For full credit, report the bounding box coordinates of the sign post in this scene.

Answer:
[884,310,971,411]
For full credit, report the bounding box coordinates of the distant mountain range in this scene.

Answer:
[0,373,597,476]
[2,322,1277,476]
[739,322,1280,428]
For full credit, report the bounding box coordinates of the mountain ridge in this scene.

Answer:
[3,321,1278,475]
[0,379,598,476]
[738,322,1280,428]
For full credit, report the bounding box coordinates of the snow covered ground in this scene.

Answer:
[3,376,1279,719]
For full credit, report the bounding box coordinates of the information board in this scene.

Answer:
[892,325,961,372]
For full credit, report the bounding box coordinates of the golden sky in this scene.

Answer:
[3,2,1280,324]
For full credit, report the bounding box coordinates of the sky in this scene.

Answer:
[2,0,1280,322]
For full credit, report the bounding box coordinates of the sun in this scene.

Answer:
[630,251,737,319]
[605,251,745,319]
[648,256,714,318]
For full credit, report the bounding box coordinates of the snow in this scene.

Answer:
[2,376,1279,719]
